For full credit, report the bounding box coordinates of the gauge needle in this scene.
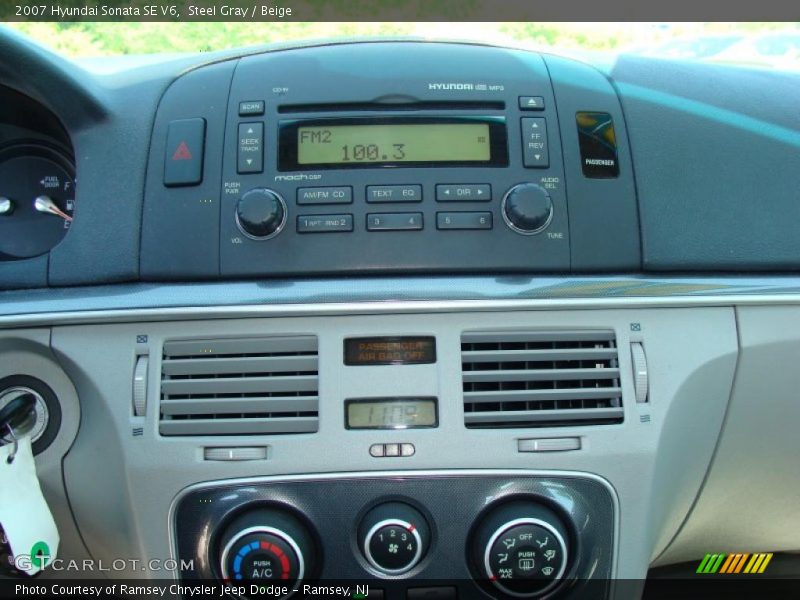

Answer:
[34,195,73,222]
[0,197,13,215]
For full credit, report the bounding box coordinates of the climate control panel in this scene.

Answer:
[173,472,614,600]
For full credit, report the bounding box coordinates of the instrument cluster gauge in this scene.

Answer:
[0,143,76,260]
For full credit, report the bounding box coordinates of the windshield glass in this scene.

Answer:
[6,22,800,71]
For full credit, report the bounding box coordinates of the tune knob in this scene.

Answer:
[235,188,287,240]
[502,183,553,234]
[472,499,570,598]
[218,506,315,596]
[359,502,430,575]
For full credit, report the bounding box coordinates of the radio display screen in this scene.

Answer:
[346,398,438,430]
[279,117,508,170]
[299,123,490,164]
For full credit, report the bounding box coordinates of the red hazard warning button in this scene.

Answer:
[164,118,205,187]
[172,141,193,161]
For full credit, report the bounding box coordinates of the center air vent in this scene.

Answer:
[159,336,318,436]
[461,331,622,428]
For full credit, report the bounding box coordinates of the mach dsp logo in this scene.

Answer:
[697,552,773,574]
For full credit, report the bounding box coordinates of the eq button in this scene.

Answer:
[367,213,423,231]
[436,184,491,202]
[367,185,422,203]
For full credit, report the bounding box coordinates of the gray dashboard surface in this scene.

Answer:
[2,30,800,291]
[612,55,800,270]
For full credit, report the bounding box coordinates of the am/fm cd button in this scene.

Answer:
[297,186,353,205]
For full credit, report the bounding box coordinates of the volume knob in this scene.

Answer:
[502,183,553,235]
[235,188,287,240]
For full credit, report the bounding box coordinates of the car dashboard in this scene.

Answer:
[1,28,800,599]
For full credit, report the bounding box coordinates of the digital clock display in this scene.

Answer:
[346,398,438,430]
[278,117,508,170]
[297,123,491,165]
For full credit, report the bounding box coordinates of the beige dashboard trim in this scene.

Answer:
[1,293,799,328]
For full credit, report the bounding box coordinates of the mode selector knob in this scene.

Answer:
[502,183,553,235]
[235,188,287,240]
[472,499,570,598]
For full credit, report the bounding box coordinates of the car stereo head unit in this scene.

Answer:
[142,41,641,280]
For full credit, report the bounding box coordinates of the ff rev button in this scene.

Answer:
[164,118,206,187]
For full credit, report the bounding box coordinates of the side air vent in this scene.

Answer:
[159,336,318,436]
[461,331,623,428]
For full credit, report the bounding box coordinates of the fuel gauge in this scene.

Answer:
[0,144,76,260]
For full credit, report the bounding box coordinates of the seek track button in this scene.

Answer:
[237,122,264,174]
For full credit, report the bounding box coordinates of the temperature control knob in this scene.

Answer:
[218,506,315,595]
[235,188,287,240]
[359,502,430,575]
[472,499,570,598]
[502,183,553,234]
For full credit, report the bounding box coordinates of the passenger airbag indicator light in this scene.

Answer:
[344,336,436,366]
[576,111,619,178]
